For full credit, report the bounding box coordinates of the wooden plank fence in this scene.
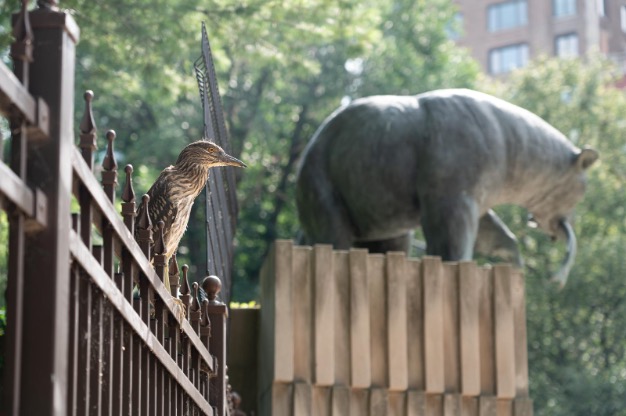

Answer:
[258,240,533,416]
[0,2,232,415]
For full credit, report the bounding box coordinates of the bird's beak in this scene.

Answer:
[220,153,247,168]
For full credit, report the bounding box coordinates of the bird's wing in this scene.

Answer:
[140,171,179,240]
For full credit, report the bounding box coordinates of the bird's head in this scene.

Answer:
[175,140,247,171]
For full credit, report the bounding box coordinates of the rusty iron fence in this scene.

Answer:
[0,1,232,415]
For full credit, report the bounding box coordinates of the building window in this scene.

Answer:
[488,0,528,32]
[489,43,529,74]
[621,6,626,32]
[555,33,579,57]
[553,0,576,17]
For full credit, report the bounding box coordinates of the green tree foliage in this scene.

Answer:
[0,0,477,297]
[228,0,478,299]
[479,56,626,415]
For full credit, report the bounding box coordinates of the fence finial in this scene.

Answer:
[136,195,152,231]
[136,195,153,258]
[201,275,222,304]
[79,90,97,168]
[121,164,136,233]
[102,130,118,202]
[191,282,201,312]
[200,299,211,328]
[122,164,135,203]
[103,130,118,171]
[180,264,191,309]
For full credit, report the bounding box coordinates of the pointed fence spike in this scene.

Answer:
[102,130,118,171]
[80,90,96,135]
[101,130,118,202]
[122,164,135,203]
[79,90,97,168]
[191,282,201,312]
[181,264,191,296]
[200,299,211,328]
[136,195,152,231]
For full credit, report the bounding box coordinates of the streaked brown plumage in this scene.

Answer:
[137,140,246,264]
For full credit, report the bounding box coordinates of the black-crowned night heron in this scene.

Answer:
[137,140,246,290]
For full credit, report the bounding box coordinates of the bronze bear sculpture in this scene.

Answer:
[296,89,598,285]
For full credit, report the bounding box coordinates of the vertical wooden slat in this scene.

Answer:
[332,385,350,416]
[334,250,351,386]
[479,266,495,395]
[313,244,335,386]
[513,397,533,416]
[407,391,426,416]
[426,394,444,416]
[369,387,388,416]
[493,265,516,399]
[459,262,481,397]
[313,386,331,416]
[479,396,497,416]
[463,396,479,416]
[512,270,529,397]
[406,259,424,391]
[292,246,313,383]
[293,382,312,415]
[349,249,371,388]
[272,383,293,416]
[423,256,445,393]
[260,240,294,386]
[350,389,369,416]
[443,263,460,393]
[386,252,408,391]
[497,399,513,416]
[368,254,387,388]
[444,394,461,416]
[387,391,406,416]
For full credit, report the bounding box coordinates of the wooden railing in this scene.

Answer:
[1,2,229,415]
[258,240,534,416]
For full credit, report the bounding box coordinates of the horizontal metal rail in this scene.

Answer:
[0,161,47,228]
[68,230,213,414]
[0,62,49,138]
[70,147,215,373]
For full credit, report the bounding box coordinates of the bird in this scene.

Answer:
[136,140,246,292]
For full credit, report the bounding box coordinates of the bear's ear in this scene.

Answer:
[575,147,599,171]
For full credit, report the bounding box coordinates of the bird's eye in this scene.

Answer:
[208,148,216,153]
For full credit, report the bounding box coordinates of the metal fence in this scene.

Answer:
[1,2,230,415]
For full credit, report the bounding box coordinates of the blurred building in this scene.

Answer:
[453,0,626,76]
